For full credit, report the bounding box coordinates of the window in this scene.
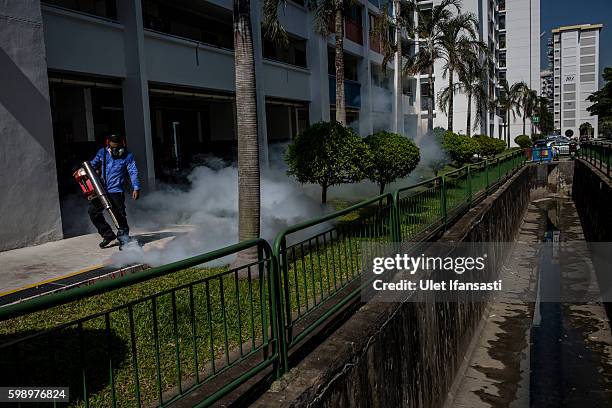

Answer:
[563,84,576,92]
[563,120,575,127]
[581,37,596,46]
[581,64,596,74]
[580,74,596,83]
[142,0,233,49]
[581,55,596,64]
[581,46,596,55]
[43,0,118,19]
[263,33,307,68]
[564,92,576,100]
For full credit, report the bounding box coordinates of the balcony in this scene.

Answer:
[329,76,361,108]
[346,20,363,45]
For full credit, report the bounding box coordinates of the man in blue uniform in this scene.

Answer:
[89,134,141,249]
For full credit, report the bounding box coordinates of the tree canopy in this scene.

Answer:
[285,122,372,203]
[364,131,420,194]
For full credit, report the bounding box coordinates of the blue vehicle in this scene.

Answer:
[532,140,553,162]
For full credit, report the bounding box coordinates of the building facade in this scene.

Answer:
[0,0,539,250]
[551,23,602,138]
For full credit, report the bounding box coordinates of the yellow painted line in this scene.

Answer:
[0,264,105,298]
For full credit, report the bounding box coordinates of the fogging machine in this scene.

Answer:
[74,161,121,229]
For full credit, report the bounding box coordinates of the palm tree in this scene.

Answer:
[437,13,483,132]
[518,86,538,135]
[495,79,526,146]
[455,56,488,136]
[404,0,462,132]
[232,0,287,262]
[310,0,359,125]
[231,0,260,261]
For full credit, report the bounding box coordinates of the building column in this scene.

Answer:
[359,9,373,136]
[307,15,330,124]
[117,0,155,190]
[250,2,269,166]
[0,0,63,250]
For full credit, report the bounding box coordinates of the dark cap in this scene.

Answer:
[108,134,123,143]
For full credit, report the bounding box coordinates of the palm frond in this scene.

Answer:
[262,0,289,45]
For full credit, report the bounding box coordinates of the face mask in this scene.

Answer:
[110,146,126,158]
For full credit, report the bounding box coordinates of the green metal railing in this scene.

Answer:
[0,239,280,408]
[580,141,612,177]
[0,150,526,407]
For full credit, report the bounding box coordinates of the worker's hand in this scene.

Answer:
[132,190,140,200]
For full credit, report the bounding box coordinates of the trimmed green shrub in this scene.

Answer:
[514,134,532,148]
[364,131,420,194]
[443,132,478,166]
[472,135,507,158]
[286,121,372,203]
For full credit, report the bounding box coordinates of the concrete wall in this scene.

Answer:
[0,0,63,251]
[573,159,612,242]
[252,165,534,408]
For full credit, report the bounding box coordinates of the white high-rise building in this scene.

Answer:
[422,0,540,143]
[551,24,603,138]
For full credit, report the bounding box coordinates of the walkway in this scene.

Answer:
[0,225,191,298]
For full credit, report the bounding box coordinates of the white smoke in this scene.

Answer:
[111,149,326,267]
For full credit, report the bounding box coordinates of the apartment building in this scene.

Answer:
[551,23,602,138]
[0,0,538,250]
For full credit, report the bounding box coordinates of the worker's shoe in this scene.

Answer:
[99,237,116,248]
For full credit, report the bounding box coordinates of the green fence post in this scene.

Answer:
[271,239,289,375]
[389,193,401,242]
[441,176,447,229]
[466,165,472,205]
[485,159,489,193]
[605,146,610,177]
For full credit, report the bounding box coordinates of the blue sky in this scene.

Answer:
[540,0,611,88]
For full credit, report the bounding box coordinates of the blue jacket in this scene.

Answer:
[90,148,141,193]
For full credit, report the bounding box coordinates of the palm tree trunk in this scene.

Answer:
[466,93,472,137]
[448,69,454,132]
[506,111,511,147]
[334,7,346,125]
[393,0,402,133]
[427,72,434,131]
[523,115,526,135]
[234,0,260,262]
